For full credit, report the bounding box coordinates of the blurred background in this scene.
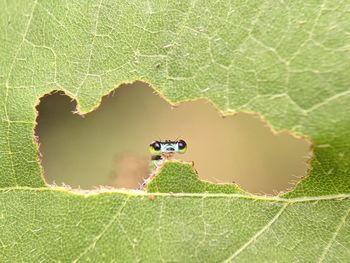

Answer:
[35,81,312,195]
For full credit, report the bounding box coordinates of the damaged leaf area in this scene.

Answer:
[0,0,349,262]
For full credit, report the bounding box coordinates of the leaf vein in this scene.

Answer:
[223,203,289,262]
[0,187,349,203]
[317,206,350,263]
[72,196,130,262]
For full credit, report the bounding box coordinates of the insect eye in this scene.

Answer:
[177,139,187,153]
[178,140,187,149]
[149,141,161,153]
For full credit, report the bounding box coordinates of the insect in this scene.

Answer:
[149,139,187,160]
[139,139,187,189]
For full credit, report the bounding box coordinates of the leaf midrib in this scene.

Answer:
[1,186,349,203]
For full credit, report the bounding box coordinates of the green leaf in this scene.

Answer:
[147,161,244,194]
[0,0,349,261]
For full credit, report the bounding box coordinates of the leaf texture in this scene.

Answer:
[0,0,349,261]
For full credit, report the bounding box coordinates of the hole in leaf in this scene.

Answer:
[35,81,312,195]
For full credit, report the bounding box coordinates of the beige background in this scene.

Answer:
[36,82,312,195]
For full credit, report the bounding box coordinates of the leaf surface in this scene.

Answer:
[0,0,349,261]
